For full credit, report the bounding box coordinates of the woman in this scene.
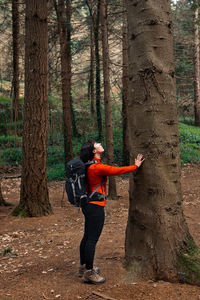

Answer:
[79,140,145,284]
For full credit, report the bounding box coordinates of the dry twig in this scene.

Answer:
[92,291,117,300]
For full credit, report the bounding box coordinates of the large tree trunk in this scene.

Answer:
[95,0,102,141]
[54,0,73,164]
[122,0,129,166]
[12,0,19,126]
[100,0,117,198]
[125,0,192,282]
[193,6,200,127]
[13,0,52,217]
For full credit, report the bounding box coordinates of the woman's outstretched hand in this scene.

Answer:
[135,154,145,167]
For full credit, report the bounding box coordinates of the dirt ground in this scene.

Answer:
[0,164,200,300]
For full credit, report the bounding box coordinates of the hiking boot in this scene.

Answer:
[78,264,100,278]
[83,268,105,284]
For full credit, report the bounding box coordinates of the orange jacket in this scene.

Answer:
[87,157,138,206]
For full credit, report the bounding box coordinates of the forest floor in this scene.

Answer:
[0,164,200,300]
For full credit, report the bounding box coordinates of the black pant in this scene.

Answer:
[80,203,105,270]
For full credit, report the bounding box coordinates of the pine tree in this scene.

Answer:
[125,0,193,282]
[13,0,52,217]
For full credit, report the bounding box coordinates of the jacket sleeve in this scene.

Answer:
[93,163,138,176]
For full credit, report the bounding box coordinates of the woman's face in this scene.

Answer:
[93,142,104,154]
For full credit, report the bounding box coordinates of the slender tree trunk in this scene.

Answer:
[86,0,96,122]
[54,0,73,165]
[65,0,79,137]
[12,0,20,127]
[13,0,52,217]
[89,14,95,114]
[95,0,102,141]
[122,0,129,165]
[0,178,13,206]
[100,0,117,198]
[193,6,200,126]
[70,91,79,137]
[0,178,6,206]
[125,0,192,282]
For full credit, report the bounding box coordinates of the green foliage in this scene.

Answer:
[47,146,64,166]
[179,123,200,144]
[0,148,22,165]
[47,163,65,181]
[0,135,22,148]
[0,96,11,104]
[178,239,200,284]
[0,96,24,136]
[179,123,200,166]
[178,116,194,126]
[1,121,200,180]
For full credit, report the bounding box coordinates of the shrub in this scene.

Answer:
[47,163,65,181]
[0,148,22,165]
[0,135,22,148]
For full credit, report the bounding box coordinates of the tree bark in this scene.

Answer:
[12,0,20,126]
[125,0,192,282]
[122,0,130,166]
[95,0,102,141]
[13,0,52,217]
[65,0,79,137]
[100,0,117,198]
[193,6,200,126]
[0,178,6,206]
[54,0,73,164]
[89,11,95,114]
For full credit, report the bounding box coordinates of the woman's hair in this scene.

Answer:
[80,139,95,163]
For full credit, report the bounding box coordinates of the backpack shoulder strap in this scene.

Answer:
[88,176,106,199]
[85,160,98,166]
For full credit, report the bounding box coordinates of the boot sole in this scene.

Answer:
[83,279,105,285]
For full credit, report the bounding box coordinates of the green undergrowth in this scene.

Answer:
[178,239,200,285]
[0,122,200,181]
[179,123,200,166]
[47,163,65,181]
[0,135,22,148]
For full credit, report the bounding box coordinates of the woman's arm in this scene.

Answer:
[93,163,138,176]
[93,154,145,176]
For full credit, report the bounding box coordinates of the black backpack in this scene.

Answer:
[65,159,105,207]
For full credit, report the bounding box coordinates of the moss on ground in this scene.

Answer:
[178,239,200,285]
[12,205,29,218]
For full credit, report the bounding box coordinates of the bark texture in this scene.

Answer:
[100,0,117,198]
[54,0,73,164]
[193,7,200,126]
[122,0,130,165]
[12,0,19,124]
[14,0,52,217]
[95,0,102,141]
[89,12,95,114]
[125,0,192,281]
[0,178,6,206]
[86,0,95,115]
